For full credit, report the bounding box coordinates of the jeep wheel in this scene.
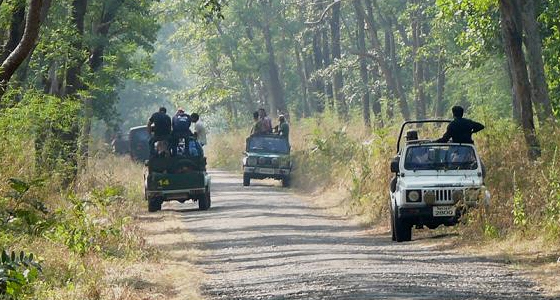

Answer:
[281,176,290,188]
[243,174,250,186]
[393,206,412,242]
[198,187,211,210]
[390,205,397,241]
[148,197,162,212]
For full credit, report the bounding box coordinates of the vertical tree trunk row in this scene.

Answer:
[499,0,540,160]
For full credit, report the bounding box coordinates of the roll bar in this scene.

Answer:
[396,119,451,153]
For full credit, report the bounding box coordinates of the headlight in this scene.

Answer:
[424,191,436,205]
[407,190,421,202]
[247,157,257,166]
[279,157,290,168]
[271,158,279,166]
[465,189,481,202]
[452,190,464,202]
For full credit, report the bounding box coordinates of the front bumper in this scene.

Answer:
[244,166,291,179]
[398,206,461,226]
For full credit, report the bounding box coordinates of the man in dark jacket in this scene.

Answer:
[170,108,192,155]
[147,107,171,156]
[436,106,485,144]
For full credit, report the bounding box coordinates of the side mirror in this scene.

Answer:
[144,160,149,166]
[390,157,400,173]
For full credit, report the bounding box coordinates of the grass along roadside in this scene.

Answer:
[0,147,206,299]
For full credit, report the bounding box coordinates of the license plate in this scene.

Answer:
[433,206,455,217]
[258,168,275,175]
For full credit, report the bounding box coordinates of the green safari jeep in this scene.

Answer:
[144,155,211,212]
[242,134,292,187]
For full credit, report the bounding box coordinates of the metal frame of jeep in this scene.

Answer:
[389,120,489,242]
[242,134,292,187]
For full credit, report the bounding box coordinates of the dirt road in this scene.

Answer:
[167,171,549,300]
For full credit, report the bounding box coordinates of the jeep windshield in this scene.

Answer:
[404,145,477,171]
[247,136,289,154]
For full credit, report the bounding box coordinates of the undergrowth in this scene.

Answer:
[0,95,149,299]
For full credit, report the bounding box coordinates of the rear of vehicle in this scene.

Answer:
[129,126,151,162]
[243,135,292,187]
[390,142,490,242]
[144,155,211,212]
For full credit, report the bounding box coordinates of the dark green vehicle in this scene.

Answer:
[143,139,211,212]
[242,134,292,187]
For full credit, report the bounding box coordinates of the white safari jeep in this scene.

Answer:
[390,120,490,242]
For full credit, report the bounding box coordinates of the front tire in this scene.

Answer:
[243,174,250,186]
[198,187,211,210]
[393,205,412,242]
[281,176,290,188]
[148,197,162,212]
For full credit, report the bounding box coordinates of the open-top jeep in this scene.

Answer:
[144,138,211,212]
[242,134,292,187]
[389,120,490,242]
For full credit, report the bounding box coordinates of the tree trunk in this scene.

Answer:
[294,41,311,117]
[435,52,446,118]
[262,22,287,116]
[0,0,44,100]
[361,0,410,120]
[520,0,553,123]
[322,28,334,109]
[411,0,426,120]
[312,31,325,112]
[330,1,346,119]
[65,0,88,96]
[499,0,540,160]
[353,0,371,127]
[1,3,26,64]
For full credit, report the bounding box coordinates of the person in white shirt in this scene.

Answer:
[191,113,207,146]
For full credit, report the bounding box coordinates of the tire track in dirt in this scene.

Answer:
[164,171,549,300]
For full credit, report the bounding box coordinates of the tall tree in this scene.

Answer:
[499,0,540,159]
[330,1,347,118]
[0,0,45,100]
[353,0,371,127]
[520,0,553,123]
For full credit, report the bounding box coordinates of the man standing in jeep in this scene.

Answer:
[147,107,171,156]
[436,106,485,144]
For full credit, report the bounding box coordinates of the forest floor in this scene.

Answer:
[129,170,557,300]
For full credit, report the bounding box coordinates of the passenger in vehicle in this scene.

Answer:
[436,106,484,144]
[170,108,192,156]
[275,115,289,141]
[147,107,171,157]
[191,113,207,147]
[258,108,272,133]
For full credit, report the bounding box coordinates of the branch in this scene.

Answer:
[305,0,341,25]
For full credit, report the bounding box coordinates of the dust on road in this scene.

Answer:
[164,171,549,300]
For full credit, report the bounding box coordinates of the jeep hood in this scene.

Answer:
[400,174,484,189]
[246,152,289,158]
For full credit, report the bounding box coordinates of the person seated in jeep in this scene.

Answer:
[436,106,485,144]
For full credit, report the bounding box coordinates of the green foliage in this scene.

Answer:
[46,186,128,256]
[0,250,42,299]
[0,178,51,236]
[512,185,527,229]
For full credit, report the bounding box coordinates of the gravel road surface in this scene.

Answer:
[169,171,550,300]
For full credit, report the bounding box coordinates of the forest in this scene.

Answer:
[1,0,559,298]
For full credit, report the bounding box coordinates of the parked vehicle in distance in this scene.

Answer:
[242,134,292,187]
[129,125,150,162]
[144,137,210,212]
[389,120,490,242]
